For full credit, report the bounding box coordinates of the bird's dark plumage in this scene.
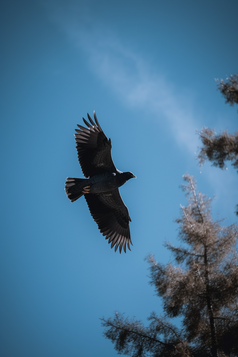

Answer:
[65,112,135,253]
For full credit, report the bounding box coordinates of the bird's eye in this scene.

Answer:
[112,172,116,176]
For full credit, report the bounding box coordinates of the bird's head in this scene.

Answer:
[125,172,136,180]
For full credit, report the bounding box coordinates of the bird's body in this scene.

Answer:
[65,112,135,253]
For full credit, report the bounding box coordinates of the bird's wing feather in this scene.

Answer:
[75,112,116,177]
[84,190,133,253]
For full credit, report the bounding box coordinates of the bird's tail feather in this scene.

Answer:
[65,177,89,202]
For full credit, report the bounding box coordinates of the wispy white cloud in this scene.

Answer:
[45,1,200,154]
[81,36,200,153]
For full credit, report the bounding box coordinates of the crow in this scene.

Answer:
[65,112,135,253]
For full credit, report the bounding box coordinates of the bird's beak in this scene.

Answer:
[132,174,136,178]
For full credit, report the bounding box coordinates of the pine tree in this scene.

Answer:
[197,127,238,172]
[197,74,238,215]
[216,74,238,107]
[101,175,238,357]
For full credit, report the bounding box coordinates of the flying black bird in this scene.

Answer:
[65,112,135,253]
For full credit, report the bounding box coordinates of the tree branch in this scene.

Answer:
[101,317,172,348]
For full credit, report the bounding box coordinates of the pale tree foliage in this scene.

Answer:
[101,175,238,357]
[197,128,238,172]
[216,74,238,107]
[197,74,238,215]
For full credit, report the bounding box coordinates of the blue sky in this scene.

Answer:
[1,1,237,356]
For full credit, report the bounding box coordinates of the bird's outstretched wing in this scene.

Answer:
[84,189,133,253]
[75,112,117,177]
